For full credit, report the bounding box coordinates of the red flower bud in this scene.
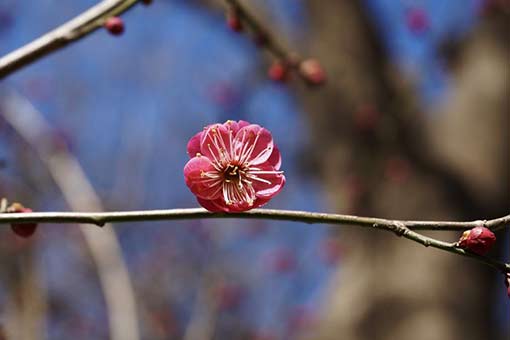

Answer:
[227,12,243,32]
[7,203,38,238]
[142,0,153,5]
[104,17,125,36]
[299,58,326,85]
[268,61,288,82]
[457,226,496,255]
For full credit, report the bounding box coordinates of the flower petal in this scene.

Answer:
[223,200,254,212]
[200,124,233,164]
[248,164,286,199]
[235,125,274,165]
[198,196,254,213]
[267,145,281,170]
[217,196,272,211]
[184,156,222,199]
[222,120,239,133]
[196,197,228,212]
[237,120,250,128]
[252,196,272,209]
[187,131,203,158]
[222,120,251,134]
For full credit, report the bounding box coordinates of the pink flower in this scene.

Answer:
[184,120,285,212]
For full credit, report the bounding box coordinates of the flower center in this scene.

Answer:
[223,164,243,183]
[219,163,256,206]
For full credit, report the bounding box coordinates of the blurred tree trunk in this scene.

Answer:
[293,2,509,340]
[203,1,507,338]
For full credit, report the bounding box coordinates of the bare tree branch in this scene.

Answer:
[0,208,510,231]
[1,207,509,273]
[0,0,141,79]
[1,208,509,231]
[222,0,325,84]
[223,0,289,60]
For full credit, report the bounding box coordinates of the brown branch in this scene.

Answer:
[1,208,509,273]
[0,0,141,79]
[1,208,509,231]
[224,0,289,60]
[223,0,325,84]
[483,214,510,232]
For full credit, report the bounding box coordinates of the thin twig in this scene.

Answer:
[0,0,141,79]
[224,0,289,60]
[1,208,509,273]
[484,214,510,232]
[1,208,508,231]
[223,0,326,85]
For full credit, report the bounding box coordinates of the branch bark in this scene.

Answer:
[0,0,141,79]
[1,208,509,231]
[223,0,289,60]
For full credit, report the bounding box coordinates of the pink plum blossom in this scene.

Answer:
[184,120,285,212]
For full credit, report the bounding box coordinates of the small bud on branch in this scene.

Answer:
[0,0,141,79]
[268,61,288,82]
[226,10,243,32]
[223,0,327,86]
[457,226,496,255]
[299,58,326,86]
[5,202,38,238]
[104,16,125,35]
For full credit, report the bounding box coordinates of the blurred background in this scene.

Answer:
[0,0,508,339]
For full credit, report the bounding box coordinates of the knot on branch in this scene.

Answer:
[475,219,487,227]
[94,218,106,227]
[391,222,409,237]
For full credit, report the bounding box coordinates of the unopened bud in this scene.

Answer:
[299,58,326,85]
[227,11,242,32]
[7,203,38,238]
[104,17,125,36]
[457,226,496,255]
[268,61,288,82]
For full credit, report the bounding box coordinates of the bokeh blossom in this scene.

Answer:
[184,120,285,212]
